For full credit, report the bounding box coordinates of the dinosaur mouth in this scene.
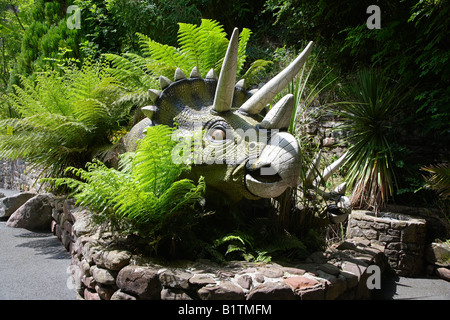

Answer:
[246,165,282,184]
[245,164,287,198]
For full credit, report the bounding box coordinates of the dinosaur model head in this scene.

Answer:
[126,28,314,202]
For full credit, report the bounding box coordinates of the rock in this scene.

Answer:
[284,276,320,291]
[161,288,193,300]
[72,210,92,237]
[198,281,245,300]
[341,261,368,281]
[6,194,53,230]
[0,192,5,198]
[257,266,284,278]
[189,274,216,286]
[299,286,325,300]
[159,269,192,289]
[110,289,137,300]
[318,263,341,276]
[90,266,117,285]
[282,267,306,276]
[435,267,450,282]
[95,284,116,300]
[254,273,265,283]
[0,192,35,218]
[84,288,101,300]
[247,282,297,300]
[116,265,161,299]
[236,275,252,290]
[93,249,132,271]
[426,242,450,267]
[82,276,96,290]
[324,274,348,300]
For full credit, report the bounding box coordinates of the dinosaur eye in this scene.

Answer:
[211,128,226,141]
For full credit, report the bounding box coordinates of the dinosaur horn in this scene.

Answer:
[313,151,348,187]
[212,27,240,113]
[239,41,313,115]
[259,94,294,130]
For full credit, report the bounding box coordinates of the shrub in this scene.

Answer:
[46,125,206,255]
[336,69,408,211]
[0,60,131,178]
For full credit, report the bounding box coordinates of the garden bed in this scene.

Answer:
[52,197,387,300]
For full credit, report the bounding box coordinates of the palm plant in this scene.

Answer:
[336,69,407,211]
[422,163,450,199]
[0,60,131,178]
[104,19,272,107]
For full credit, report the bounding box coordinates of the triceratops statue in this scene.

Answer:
[124,28,351,223]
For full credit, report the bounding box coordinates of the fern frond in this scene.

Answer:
[241,59,273,86]
[237,28,252,76]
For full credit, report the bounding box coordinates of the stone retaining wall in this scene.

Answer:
[0,159,43,192]
[50,198,387,300]
[347,210,427,277]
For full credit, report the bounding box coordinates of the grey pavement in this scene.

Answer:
[373,273,450,300]
[0,219,76,300]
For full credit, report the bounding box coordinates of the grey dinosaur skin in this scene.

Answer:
[125,28,313,203]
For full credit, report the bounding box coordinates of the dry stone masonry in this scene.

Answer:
[47,198,388,300]
[347,210,427,277]
[0,159,43,192]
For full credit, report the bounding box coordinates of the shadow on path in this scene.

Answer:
[15,231,71,260]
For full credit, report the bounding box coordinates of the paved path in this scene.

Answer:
[0,219,76,300]
[373,273,450,300]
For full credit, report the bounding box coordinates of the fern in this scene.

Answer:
[45,125,206,252]
[0,61,130,178]
[104,19,271,96]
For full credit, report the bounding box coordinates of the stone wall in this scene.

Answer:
[347,210,427,277]
[305,112,349,159]
[0,159,43,192]
[50,198,387,300]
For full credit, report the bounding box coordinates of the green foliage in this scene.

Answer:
[0,60,130,178]
[46,125,206,255]
[340,0,450,134]
[14,0,82,78]
[104,18,272,103]
[336,69,409,211]
[422,163,450,200]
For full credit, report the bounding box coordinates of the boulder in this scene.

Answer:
[284,276,320,291]
[92,249,131,271]
[435,267,450,282]
[90,266,117,285]
[426,242,450,267]
[197,281,245,300]
[116,265,161,299]
[6,194,53,230]
[247,282,298,300]
[0,192,35,218]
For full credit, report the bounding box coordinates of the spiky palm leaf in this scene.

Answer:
[422,163,450,199]
[337,69,408,211]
